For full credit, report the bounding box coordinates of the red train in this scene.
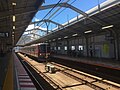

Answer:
[19,43,50,61]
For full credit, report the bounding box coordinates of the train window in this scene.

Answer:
[71,46,75,50]
[47,46,50,52]
[39,44,46,53]
[79,45,83,50]
[39,44,50,53]
[58,47,60,50]
[32,48,34,51]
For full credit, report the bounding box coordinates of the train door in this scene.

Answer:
[39,44,47,59]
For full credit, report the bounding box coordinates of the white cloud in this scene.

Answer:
[35,18,39,21]
[26,24,34,30]
[37,26,47,31]
[24,24,47,35]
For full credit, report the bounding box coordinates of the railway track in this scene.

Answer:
[26,62,63,90]
[17,53,120,90]
[51,57,120,84]
[17,53,63,90]
[50,62,120,90]
[16,53,57,90]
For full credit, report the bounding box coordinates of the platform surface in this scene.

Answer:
[0,53,12,90]
[52,54,120,70]
[13,53,37,90]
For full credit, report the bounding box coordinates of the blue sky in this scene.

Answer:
[27,0,106,35]
[34,0,106,26]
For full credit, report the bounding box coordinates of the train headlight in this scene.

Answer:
[40,54,41,55]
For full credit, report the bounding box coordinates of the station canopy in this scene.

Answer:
[16,0,120,46]
[0,0,44,46]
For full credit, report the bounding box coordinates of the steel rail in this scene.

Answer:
[51,62,120,89]
[24,60,63,90]
[21,61,45,90]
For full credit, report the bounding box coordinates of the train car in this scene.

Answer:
[19,43,50,61]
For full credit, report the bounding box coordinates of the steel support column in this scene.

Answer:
[113,31,119,60]
[66,39,69,55]
[85,36,89,57]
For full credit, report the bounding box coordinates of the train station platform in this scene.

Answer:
[1,52,37,90]
[0,53,11,90]
[51,54,120,70]
[13,53,37,90]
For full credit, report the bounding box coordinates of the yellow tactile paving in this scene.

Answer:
[3,55,13,90]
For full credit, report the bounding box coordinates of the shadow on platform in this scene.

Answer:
[0,53,11,90]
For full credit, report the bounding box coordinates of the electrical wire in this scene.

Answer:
[37,0,71,31]
[32,0,63,34]
[51,0,77,20]
[46,0,71,21]
[36,0,62,27]
[34,0,77,33]
[38,0,77,30]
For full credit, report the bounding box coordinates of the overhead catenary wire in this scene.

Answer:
[32,0,63,34]
[37,0,71,32]
[37,0,77,33]
[36,0,63,27]
[51,0,77,20]
[46,0,71,21]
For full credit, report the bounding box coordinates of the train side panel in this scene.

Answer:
[19,43,50,62]
[38,44,50,61]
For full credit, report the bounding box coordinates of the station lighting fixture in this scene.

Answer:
[12,31,14,34]
[12,15,16,22]
[58,38,61,40]
[49,40,51,42]
[12,2,16,6]
[102,25,114,30]
[12,34,14,37]
[64,36,68,38]
[84,30,92,34]
[72,33,78,36]
[13,26,15,29]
